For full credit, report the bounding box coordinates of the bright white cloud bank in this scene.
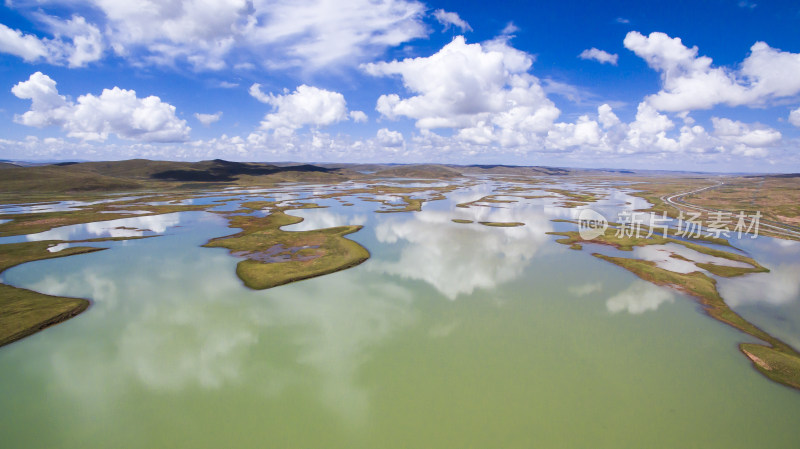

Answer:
[249,84,363,133]
[358,34,785,161]
[2,24,800,169]
[376,128,404,147]
[0,16,103,67]
[624,31,800,112]
[0,0,429,70]
[12,72,190,142]
[364,36,560,147]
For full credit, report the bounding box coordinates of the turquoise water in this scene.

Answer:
[1,185,799,448]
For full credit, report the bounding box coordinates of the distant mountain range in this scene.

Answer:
[1,158,797,193]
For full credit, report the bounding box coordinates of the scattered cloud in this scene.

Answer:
[500,22,519,35]
[542,78,590,103]
[250,84,350,132]
[546,115,602,148]
[376,128,404,147]
[248,83,272,104]
[1,6,798,171]
[0,15,103,67]
[0,0,430,70]
[738,1,757,10]
[194,112,222,126]
[432,9,472,32]
[541,100,782,159]
[11,72,190,142]
[579,48,618,65]
[364,36,560,147]
[349,110,368,123]
[790,107,800,127]
[0,24,48,63]
[712,117,780,150]
[624,31,800,112]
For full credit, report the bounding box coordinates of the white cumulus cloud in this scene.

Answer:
[546,115,602,148]
[624,31,800,112]
[0,23,50,63]
[250,84,350,132]
[2,0,429,70]
[349,110,368,123]
[12,72,190,142]
[376,128,404,147]
[539,100,781,158]
[363,36,560,147]
[790,107,800,127]
[0,15,103,67]
[712,117,781,148]
[578,48,618,65]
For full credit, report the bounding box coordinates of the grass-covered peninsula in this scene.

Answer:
[0,241,104,347]
[205,203,370,290]
[549,226,800,390]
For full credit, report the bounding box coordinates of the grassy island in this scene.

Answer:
[544,188,601,207]
[0,241,105,347]
[374,196,424,213]
[479,221,525,227]
[204,206,370,290]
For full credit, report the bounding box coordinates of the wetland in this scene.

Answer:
[1,160,799,448]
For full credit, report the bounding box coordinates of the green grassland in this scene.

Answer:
[573,172,800,240]
[372,164,463,179]
[544,188,602,207]
[546,228,767,277]
[684,175,800,225]
[374,196,424,213]
[204,206,370,290]
[479,221,525,227]
[0,202,209,237]
[2,159,799,379]
[0,241,105,347]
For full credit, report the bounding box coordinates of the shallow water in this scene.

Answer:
[1,183,799,448]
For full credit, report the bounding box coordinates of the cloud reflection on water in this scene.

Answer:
[606,280,676,314]
[371,203,554,299]
[282,209,367,231]
[27,245,414,426]
[26,213,182,241]
[718,263,800,307]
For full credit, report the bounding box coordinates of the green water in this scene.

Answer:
[1,188,799,448]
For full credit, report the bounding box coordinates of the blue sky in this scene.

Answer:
[1,0,799,172]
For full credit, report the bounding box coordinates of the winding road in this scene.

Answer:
[660,181,800,240]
